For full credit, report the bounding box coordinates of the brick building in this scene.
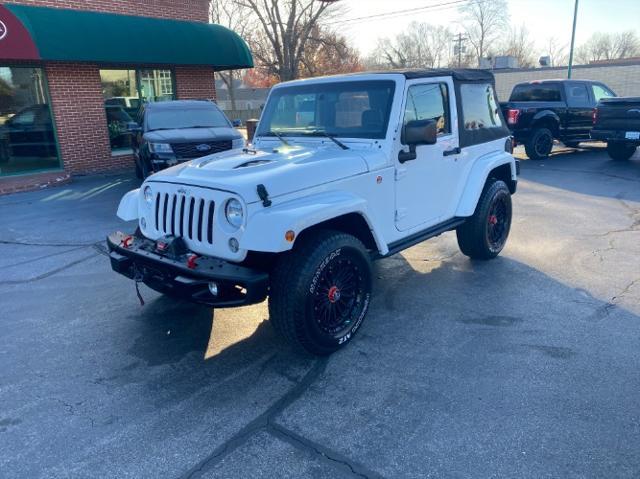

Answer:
[0,1,252,193]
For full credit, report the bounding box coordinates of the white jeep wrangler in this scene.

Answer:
[108,69,518,355]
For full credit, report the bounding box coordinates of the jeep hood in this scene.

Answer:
[147,146,369,203]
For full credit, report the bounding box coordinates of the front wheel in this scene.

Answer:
[269,230,372,355]
[456,179,512,260]
[525,128,554,160]
[606,141,637,161]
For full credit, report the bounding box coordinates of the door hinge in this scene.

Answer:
[395,208,408,220]
[395,168,407,181]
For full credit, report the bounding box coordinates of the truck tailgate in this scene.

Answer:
[595,97,640,131]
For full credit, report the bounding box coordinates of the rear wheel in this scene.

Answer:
[606,141,637,161]
[456,179,512,260]
[269,230,372,356]
[525,128,554,160]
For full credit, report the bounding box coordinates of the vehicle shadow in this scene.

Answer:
[125,247,639,383]
[516,143,640,202]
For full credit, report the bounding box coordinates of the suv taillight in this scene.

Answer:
[592,107,599,125]
[507,109,521,125]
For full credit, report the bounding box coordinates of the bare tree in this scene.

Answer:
[236,0,341,81]
[300,26,363,77]
[576,31,640,64]
[209,1,248,111]
[459,0,508,66]
[544,36,568,67]
[498,24,535,68]
[369,22,453,70]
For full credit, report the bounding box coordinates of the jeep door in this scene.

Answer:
[394,78,465,231]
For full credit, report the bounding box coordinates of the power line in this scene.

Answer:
[326,0,474,26]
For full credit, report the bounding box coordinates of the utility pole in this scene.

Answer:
[567,0,579,78]
[454,33,467,68]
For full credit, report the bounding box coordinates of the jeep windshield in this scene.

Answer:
[147,107,230,131]
[257,80,396,140]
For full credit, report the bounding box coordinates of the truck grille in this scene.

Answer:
[170,140,232,159]
[154,192,215,244]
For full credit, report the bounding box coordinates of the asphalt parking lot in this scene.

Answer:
[1,144,639,478]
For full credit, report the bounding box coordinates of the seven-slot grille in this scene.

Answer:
[154,191,215,244]
[170,140,232,159]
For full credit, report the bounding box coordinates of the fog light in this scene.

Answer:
[208,282,219,296]
[228,237,239,253]
[140,217,147,229]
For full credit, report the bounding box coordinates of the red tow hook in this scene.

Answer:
[121,235,134,248]
[186,254,199,269]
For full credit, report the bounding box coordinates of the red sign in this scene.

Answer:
[0,5,40,60]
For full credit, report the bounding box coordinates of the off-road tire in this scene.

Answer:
[269,230,372,356]
[456,179,512,260]
[606,141,637,161]
[525,128,554,160]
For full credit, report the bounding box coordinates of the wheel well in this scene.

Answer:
[532,117,559,138]
[488,163,516,194]
[297,213,378,252]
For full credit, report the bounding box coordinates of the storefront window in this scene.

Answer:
[0,67,60,176]
[100,68,175,151]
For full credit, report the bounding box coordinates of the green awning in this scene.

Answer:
[0,3,253,69]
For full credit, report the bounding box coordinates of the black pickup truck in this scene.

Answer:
[500,79,616,159]
[591,97,640,161]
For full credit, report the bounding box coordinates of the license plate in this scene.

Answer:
[625,131,640,140]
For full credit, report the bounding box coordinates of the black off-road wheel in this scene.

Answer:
[525,128,554,160]
[606,141,637,161]
[456,179,512,260]
[269,230,372,356]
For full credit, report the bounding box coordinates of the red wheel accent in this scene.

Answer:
[327,285,340,303]
[488,215,498,225]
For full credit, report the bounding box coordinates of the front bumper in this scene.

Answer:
[107,231,268,307]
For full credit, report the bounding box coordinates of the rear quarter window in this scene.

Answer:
[460,83,503,130]
[509,84,562,102]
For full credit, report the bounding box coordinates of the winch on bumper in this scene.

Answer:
[107,231,269,307]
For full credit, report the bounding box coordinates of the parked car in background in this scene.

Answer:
[500,79,616,159]
[591,97,640,161]
[105,96,141,118]
[0,104,56,163]
[105,105,135,150]
[131,100,245,179]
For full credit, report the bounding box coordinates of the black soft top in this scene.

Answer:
[399,68,495,83]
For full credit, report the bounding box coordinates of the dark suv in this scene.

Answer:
[131,100,244,178]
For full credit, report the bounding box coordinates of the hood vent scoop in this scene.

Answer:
[235,159,273,168]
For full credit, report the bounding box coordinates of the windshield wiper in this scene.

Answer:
[306,130,349,150]
[264,130,291,147]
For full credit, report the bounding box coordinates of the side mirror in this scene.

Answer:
[126,122,142,133]
[399,119,437,163]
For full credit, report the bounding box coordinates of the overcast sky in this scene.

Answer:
[335,0,640,57]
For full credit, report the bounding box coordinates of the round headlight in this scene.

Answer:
[225,198,244,228]
[143,185,153,204]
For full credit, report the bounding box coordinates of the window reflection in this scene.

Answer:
[0,67,60,176]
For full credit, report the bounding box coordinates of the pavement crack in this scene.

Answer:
[0,252,99,286]
[0,239,98,247]
[3,245,90,268]
[178,358,329,479]
[267,422,383,479]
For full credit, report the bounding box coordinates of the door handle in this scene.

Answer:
[443,147,461,156]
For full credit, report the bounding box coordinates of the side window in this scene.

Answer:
[460,83,503,130]
[566,83,591,107]
[592,84,616,102]
[404,83,450,139]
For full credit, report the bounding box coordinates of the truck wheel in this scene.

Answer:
[525,128,554,160]
[269,230,372,356]
[456,179,512,260]
[606,141,637,161]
